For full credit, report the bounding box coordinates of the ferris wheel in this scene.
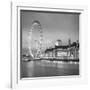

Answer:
[28,20,43,58]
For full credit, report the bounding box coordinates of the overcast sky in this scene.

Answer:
[21,10,79,49]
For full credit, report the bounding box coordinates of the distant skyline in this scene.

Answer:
[21,10,79,50]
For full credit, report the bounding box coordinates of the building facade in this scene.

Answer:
[44,40,79,60]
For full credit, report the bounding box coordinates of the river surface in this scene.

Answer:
[21,60,79,78]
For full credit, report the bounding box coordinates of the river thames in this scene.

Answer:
[21,60,79,78]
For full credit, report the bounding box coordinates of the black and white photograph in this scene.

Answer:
[0,0,88,89]
[20,10,80,78]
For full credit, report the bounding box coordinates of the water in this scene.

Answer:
[21,60,79,78]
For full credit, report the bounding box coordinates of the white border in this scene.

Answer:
[11,2,88,89]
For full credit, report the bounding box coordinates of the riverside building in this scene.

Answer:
[44,39,79,60]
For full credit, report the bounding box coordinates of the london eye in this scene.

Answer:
[28,20,43,59]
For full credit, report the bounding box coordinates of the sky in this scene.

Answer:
[21,10,79,50]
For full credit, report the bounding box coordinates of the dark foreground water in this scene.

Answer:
[21,60,79,78]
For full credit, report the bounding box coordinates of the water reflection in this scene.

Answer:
[21,60,79,78]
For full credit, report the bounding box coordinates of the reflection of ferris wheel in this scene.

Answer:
[28,20,43,58]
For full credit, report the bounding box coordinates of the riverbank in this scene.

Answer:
[23,58,79,62]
